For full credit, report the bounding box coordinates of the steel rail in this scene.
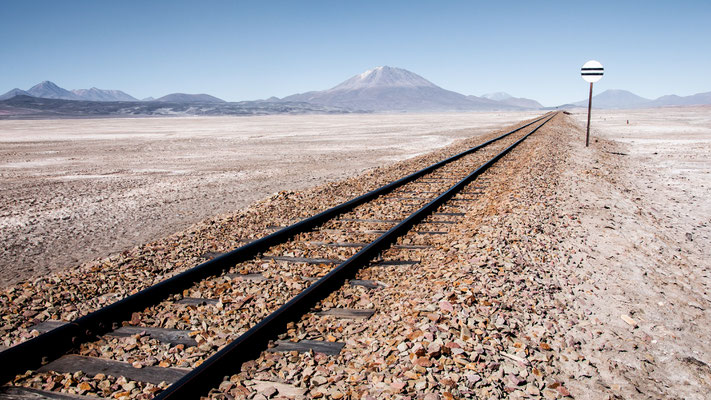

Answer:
[156,112,557,399]
[0,113,551,384]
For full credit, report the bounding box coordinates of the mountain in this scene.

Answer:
[500,97,543,109]
[567,89,711,109]
[570,89,651,109]
[6,81,138,102]
[0,88,31,100]
[480,92,543,109]
[280,66,519,112]
[155,93,226,103]
[27,81,81,100]
[142,97,155,101]
[647,91,711,107]
[72,87,137,102]
[482,92,513,101]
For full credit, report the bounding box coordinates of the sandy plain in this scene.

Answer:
[560,107,711,398]
[0,112,538,287]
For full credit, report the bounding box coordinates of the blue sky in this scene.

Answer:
[1,0,709,106]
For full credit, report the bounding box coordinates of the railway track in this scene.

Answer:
[0,112,557,399]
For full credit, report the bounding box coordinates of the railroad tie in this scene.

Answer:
[393,244,432,249]
[175,297,220,306]
[300,276,385,289]
[37,355,188,385]
[262,255,343,264]
[304,241,368,248]
[316,308,375,319]
[305,241,432,250]
[107,326,198,347]
[375,260,419,266]
[0,387,93,399]
[338,218,401,223]
[386,197,431,201]
[27,319,67,334]
[29,320,198,346]
[225,272,270,281]
[348,279,385,289]
[268,340,345,356]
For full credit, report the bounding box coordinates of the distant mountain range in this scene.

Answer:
[2,68,710,118]
[0,71,542,114]
[480,92,544,109]
[155,93,225,103]
[567,89,711,109]
[0,81,225,103]
[278,66,535,111]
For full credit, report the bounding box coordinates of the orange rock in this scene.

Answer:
[413,356,432,367]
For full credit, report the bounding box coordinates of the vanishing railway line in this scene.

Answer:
[0,112,557,399]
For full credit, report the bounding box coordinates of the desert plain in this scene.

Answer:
[0,111,539,286]
[0,107,709,399]
[560,107,711,398]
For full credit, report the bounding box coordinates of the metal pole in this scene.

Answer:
[586,82,593,147]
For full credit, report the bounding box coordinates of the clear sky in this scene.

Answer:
[1,0,709,106]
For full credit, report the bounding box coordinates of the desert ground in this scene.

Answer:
[0,112,538,286]
[0,108,709,399]
[560,107,711,398]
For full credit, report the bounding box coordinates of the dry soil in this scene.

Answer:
[558,107,711,399]
[0,112,537,287]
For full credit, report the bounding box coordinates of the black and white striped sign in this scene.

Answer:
[581,60,604,83]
